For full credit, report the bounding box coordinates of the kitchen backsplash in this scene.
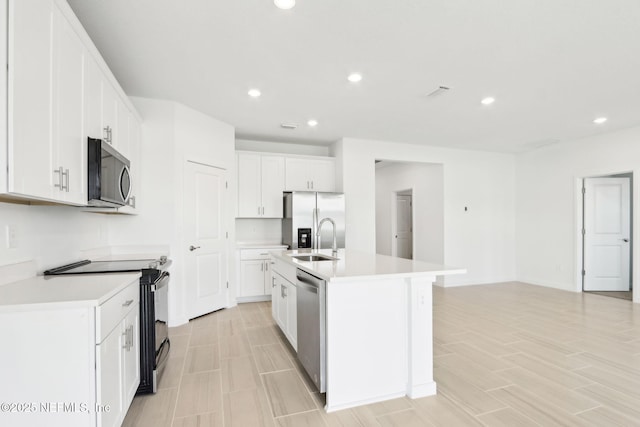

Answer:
[235,218,282,245]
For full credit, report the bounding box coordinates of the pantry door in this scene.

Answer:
[184,161,229,318]
[583,177,631,291]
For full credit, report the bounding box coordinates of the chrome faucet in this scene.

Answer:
[317,217,338,255]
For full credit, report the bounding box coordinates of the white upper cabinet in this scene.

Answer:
[285,157,335,192]
[237,152,285,218]
[8,0,86,204]
[7,0,56,201]
[2,0,142,208]
[53,6,86,204]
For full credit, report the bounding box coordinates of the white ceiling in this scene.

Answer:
[67,0,640,153]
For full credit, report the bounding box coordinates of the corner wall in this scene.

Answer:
[516,125,640,302]
[111,98,236,326]
[334,137,516,286]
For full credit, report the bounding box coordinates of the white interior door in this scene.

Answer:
[184,161,228,319]
[394,194,413,259]
[583,177,631,291]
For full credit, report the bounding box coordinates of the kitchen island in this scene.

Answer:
[270,249,465,412]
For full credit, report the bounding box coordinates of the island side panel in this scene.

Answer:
[325,277,408,412]
[407,275,437,398]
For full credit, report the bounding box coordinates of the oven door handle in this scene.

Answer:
[151,271,170,292]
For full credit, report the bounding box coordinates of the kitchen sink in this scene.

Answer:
[291,254,339,262]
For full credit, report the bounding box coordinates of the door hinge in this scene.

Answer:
[582,229,586,236]
[582,187,586,195]
[582,269,586,276]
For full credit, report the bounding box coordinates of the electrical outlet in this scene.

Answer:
[6,225,17,249]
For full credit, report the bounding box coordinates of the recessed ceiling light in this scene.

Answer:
[248,89,261,98]
[593,117,608,124]
[347,73,363,83]
[307,119,318,127]
[481,97,495,105]
[274,0,295,10]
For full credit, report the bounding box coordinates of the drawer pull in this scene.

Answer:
[122,299,134,307]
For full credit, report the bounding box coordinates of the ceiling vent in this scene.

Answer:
[426,86,451,97]
[280,123,297,130]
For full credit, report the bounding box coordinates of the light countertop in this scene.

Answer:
[271,249,466,282]
[236,243,288,249]
[0,273,141,312]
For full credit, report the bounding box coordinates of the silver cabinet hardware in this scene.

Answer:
[272,277,276,288]
[62,168,69,192]
[311,181,314,189]
[262,206,265,215]
[103,125,113,143]
[53,167,63,190]
[261,262,263,272]
[122,299,134,307]
[189,245,201,251]
[127,195,136,208]
[122,328,129,349]
[258,206,261,215]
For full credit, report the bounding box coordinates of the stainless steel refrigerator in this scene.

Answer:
[282,192,345,250]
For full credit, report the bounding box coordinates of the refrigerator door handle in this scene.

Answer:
[312,207,318,250]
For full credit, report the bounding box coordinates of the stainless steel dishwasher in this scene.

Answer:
[296,268,326,393]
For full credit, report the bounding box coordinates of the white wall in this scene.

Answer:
[516,125,640,302]
[375,162,444,267]
[236,138,330,156]
[0,202,110,271]
[334,137,516,286]
[236,219,282,244]
[112,98,236,325]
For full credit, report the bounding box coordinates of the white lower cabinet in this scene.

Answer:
[238,247,286,301]
[271,263,297,351]
[97,299,139,427]
[0,278,140,427]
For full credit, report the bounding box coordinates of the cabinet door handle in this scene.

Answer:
[261,263,263,272]
[104,126,112,143]
[265,262,268,271]
[262,206,265,215]
[311,181,314,189]
[62,168,69,192]
[122,299,134,307]
[258,206,261,216]
[272,277,276,288]
[53,167,63,190]
[128,325,134,351]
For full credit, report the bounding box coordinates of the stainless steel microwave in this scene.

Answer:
[87,137,131,207]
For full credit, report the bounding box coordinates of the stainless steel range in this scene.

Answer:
[44,256,171,394]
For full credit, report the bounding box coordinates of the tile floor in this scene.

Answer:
[123,282,640,426]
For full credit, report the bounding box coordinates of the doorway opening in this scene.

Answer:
[374,160,444,271]
[393,190,413,259]
[582,173,633,301]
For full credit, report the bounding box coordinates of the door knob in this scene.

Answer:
[189,245,201,251]
[622,238,629,242]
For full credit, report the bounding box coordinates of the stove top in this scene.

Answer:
[44,257,170,275]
